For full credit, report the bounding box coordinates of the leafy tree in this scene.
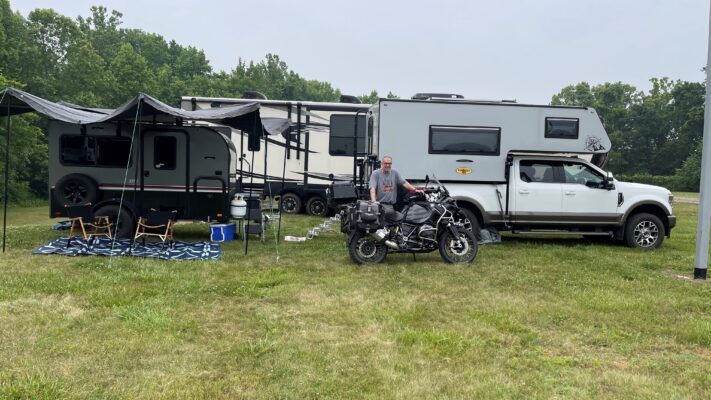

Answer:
[58,39,116,107]
[109,43,155,104]
[0,74,48,202]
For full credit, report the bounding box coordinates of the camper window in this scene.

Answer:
[329,114,366,156]
[428,126,500,155]
[154,136,177,170]
[96,136,132,167]
[545,118,579,139]
[60,135,94,165]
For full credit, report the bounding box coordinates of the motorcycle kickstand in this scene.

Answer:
[411,252,416,261]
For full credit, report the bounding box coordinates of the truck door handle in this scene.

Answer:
[565,191,576,196]
[518,189,530,194]
[456,159,473,163]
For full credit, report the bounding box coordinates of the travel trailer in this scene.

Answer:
[360,96,676,249]
[182,95,370,217]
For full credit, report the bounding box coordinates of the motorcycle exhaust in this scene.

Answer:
[384,240,400,249]
[373,228,389,241]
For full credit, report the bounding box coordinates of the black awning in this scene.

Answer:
[0,87,289,136]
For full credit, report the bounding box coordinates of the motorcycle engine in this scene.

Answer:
[417,224,436,240]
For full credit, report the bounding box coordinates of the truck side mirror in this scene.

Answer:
[604,172,615,190]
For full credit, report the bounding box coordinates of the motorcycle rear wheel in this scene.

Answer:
[347,231,387,265]
[438,229,478,264]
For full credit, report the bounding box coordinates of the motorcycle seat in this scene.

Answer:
[384,209,404,223]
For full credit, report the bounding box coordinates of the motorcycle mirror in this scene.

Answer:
[425,175,430,185]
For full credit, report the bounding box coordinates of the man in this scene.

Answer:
[369,156,423,207]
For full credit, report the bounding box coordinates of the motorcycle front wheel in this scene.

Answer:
[438,229,478,264]
[347,231,388,265]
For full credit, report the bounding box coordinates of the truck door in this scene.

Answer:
[513,160,562,222]
[141,130,189,214]
[560,161,618,223]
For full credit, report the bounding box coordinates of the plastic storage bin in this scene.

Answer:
[210,223,236,242]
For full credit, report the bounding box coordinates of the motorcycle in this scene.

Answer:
[340,178,478,265]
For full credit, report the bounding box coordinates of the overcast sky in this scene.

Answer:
[13,0,710,104]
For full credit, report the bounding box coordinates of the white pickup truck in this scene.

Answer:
[448,154,676,249]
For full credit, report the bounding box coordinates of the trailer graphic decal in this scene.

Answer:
[456,167,472,175]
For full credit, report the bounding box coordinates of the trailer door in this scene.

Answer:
[141,130,189,213]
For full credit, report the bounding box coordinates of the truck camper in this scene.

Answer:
[362,95,676,249]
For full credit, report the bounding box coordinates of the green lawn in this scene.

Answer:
[0,201,709,399]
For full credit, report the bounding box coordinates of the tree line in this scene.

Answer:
[0,0,706,203]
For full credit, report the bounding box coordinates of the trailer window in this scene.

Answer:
[154,136,177,170]
[329,114,366,156]
[429,126,500,155]
[520,160,558,183]
[96,136,132,167]
[60,135,95,165]
[545,118,579,139]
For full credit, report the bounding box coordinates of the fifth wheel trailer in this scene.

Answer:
[364,97,676,249]
[182,95,370,216]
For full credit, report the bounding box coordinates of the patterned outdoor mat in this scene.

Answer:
[33,237,220,260]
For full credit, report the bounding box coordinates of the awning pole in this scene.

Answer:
[2,101,10,253]
[693,1,711,280]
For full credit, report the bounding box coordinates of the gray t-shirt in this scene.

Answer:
[369,168,405,204]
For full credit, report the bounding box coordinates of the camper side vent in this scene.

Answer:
[340,95,362,104]
[411,93,464,100]
[242,91,268,100]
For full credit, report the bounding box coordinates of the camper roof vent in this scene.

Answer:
[242,91,268,100]
[411,93,465,100]
[340,95,362,104]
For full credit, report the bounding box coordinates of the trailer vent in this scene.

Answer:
[340,95,362,104]
[411,93,464,100]
[242,91,268,100]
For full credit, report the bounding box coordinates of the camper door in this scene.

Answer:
[142,130,189,206]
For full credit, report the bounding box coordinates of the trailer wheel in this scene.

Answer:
[280,193,302,214]
[94,204,135,238]
[54,174,99,206]
[306,196,329,217]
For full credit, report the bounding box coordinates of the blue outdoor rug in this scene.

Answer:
[33,237,221,260]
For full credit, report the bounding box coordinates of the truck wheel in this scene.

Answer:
[54,174,99,206]
[306,196,329,217]
[280,193,302,214]
[438,229,478,264]
[624,213,665,249]
[347,231,387,265]
[94,204,135,238]
[460,208,481,235]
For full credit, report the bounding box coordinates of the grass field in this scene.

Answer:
[0,200,709,399]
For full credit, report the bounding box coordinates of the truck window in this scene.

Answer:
[563,162,604,188]
[545,118,579,139]
[329,114,366,157]
[429,125,500,155]
[154,136,177,169]
[519,160,557,183]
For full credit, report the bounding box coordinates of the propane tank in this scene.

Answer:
[231,195,247,218]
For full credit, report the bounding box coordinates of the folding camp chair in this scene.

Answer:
[64,203,112,247]
[132,209,178,250]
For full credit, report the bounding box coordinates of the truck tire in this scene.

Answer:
[54,174,99,206]
[624,213,665,249]
[306,196,329,217]
[94,204,136,238]
[460,208,481,235]
[280,193,302,214]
